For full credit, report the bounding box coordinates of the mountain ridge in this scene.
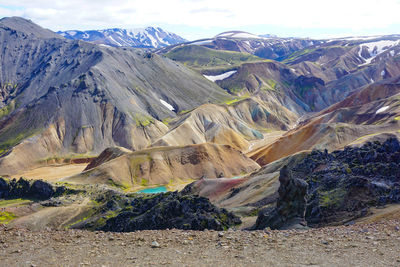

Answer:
[58,27,187,49]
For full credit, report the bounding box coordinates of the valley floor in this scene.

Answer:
[0,220,399,267]
[13,164,88,182]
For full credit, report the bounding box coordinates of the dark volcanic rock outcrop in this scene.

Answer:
[101,191,241,231]
[255,138,400,229]
[254,166,307,230]
[0,177,65,200]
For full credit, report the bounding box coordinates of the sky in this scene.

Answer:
[0,0,399,40]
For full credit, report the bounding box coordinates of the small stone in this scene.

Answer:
[394,226,399,231]
[218,232,224,238]
[321,240,329,245]
[151,241,160,248]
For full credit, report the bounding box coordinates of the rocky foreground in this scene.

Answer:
[0,221,400,266]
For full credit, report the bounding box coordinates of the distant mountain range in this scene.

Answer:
[1,17,400,233]
[58,27,187,49]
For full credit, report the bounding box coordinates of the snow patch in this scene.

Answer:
[381,70,386,76]
[147,33,159,47]
[66,30,77,36]
[127,28,147,36]
[359,40,400,66]
[248,143,255,151]
[376,106,389,114]
[203,70,237,82]
[233,32,261,39]
[190,39,213,45]
[328,36,382,42]
[358,46,363,59]
[343,36,382,41]
[108,35,122,46]
[160,99,175,111]
[217,32,264,39]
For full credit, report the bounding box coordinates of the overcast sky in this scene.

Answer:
[0,0,399,40]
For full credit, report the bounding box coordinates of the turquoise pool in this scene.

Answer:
[136,186,168,194]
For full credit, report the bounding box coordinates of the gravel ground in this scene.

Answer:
[0,221,400,267]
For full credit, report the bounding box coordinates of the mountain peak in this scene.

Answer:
[215,31,264,39]
[58,27,186,49]
[0,16,61,39]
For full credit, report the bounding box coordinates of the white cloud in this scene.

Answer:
[0,7,24,17]
[0,0,400,36]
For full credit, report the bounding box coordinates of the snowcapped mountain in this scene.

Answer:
[58,27,187,49]
[215,31,277,39]
[215,31,263,39]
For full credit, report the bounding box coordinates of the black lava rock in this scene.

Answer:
[0,177,65,200]
[101,191,241,232]
[255,138,400,230]
[254,166,308,230]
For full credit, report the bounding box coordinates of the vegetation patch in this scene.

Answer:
[166,45,266,71]
[0,211,16,224]
[140,178,149,187]
[249,208,260,217]
[224,97,249,106]
[0,198,31,208]
[354,133,380,142]
[0,130,38,156]
[161,117,174,125]
[133,113,155,127]
[319,188,346,208]
[261,79,279,92]
[0,100,16,119]
[282,48,317,64]
[178,109,192,115]
[106,179,128,190]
